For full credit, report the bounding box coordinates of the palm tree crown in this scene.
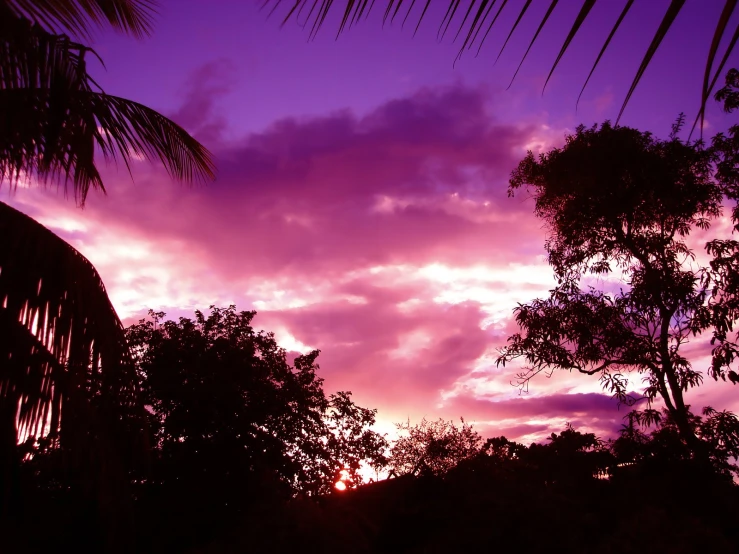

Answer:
[1,0,215,204]
[0,1,215,517]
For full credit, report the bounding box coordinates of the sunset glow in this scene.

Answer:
[8,0,739,447]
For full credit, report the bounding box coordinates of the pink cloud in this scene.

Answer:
[9,74,739,444]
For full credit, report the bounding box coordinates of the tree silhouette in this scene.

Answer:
[0,202,143,523]
[126,307,387,534]
[389,417,481,476]
[0,1,214,544]
[267,0,738,122]
[1,1,214,198]
[497,121,739,451]
[323,390,389,488]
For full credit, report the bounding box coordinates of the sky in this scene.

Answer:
[8,0,739,443]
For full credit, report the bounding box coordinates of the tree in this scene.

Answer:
[389,417,481,476]
[323,390,389,487]
[126,307,387,505]
[698,69,739,384]
[496,121,739,453]
[0,0,214,483]
[0,201,143,509]
[267,0,738,124]
[1,1,214,198]
[612,406,739,479]
[0,2,214,542]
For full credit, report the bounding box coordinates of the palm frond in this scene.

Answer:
[454,0,495,61]
[495,0,532,65]
[0,201,138,445]
[577,0,633,109]
[690,0,739,136]
[2,0,158,38]
[0,201,145,537]
[507,0,557,90]
[0,11,87,91]
[542,0,595,95]
[616,0,686,123]
[1,88,217,203]
[268,0,738,122]
[0,13,216,204]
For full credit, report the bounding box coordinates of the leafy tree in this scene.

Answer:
[389,417,481,476]
[197,419,739,552]
[699,69,739,385]
[497,121,739,452]
[126,306,388,505]
[268,0,737,122]
[471,424,612,487]
[609,405,739,483]
[323,390,389,487]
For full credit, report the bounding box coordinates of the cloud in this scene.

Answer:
[21,76,727,444]
[440,392,630,443]
[168,59,238,146]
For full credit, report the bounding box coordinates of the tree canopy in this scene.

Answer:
[389,417,481,476]
[126,306,388,500]
[498,119,739,452]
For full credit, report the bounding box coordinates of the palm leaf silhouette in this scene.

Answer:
[0,3,213,534]
[0,1,213,444]
[0,200,138,446]
[267,0,739,122]
[1,11,215,203]
[2,0,157,38]
[0,201,144,541]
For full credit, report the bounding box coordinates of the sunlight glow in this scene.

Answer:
[389,330,432,359]
[371,193,521,224]
[37,216,88,233]
[275,329,313,354]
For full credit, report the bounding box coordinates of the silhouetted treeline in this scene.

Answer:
[198,419,739,553]
[13,86,739,549]
[8,306,388,552]
[11,350,739,553]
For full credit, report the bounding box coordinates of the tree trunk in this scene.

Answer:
[0,395,20,528]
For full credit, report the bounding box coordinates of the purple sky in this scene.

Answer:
[8,1,739,442]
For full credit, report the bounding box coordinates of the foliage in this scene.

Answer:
[1,1,215,203]
[0,1,214,529]
[609,406,739,483]
[0,199,148,553]
[201,421,739,553]
[324,390,389,486]
[389,417,481,476]
[0,201,140,442]
[267,0,738,122]
[126,306,388,503]
[498,121,739,449]
[700,69,739,387]
[2,0,157,39]
[474,424,612,487]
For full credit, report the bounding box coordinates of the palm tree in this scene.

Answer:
[0,0,215,528]
[267,0,738,128]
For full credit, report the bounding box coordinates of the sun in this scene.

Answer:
[334,468,352,491]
